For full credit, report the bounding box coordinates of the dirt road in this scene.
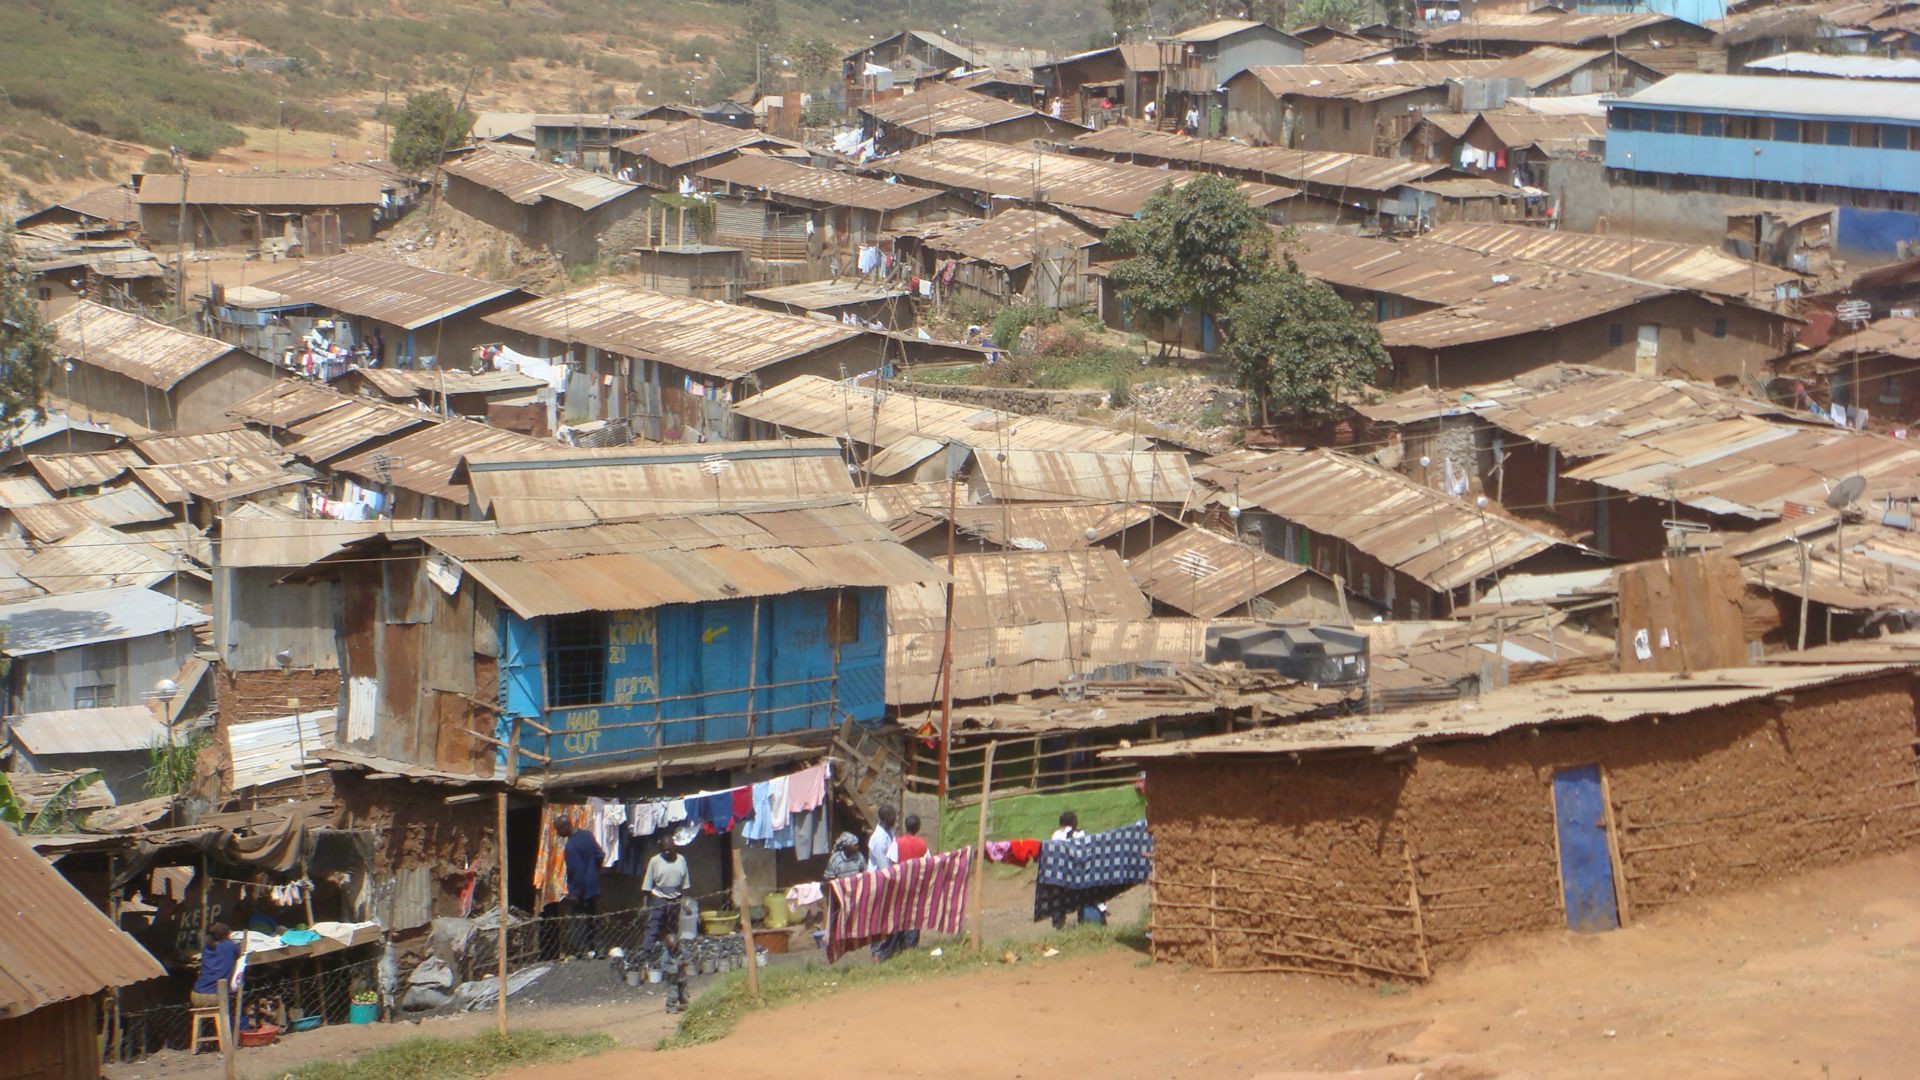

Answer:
[525,850,1920,1079]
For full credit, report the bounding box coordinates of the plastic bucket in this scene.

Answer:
[348,1003,377,1025]
[646,967,662,984]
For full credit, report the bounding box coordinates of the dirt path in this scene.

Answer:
[513,850,1920,1080]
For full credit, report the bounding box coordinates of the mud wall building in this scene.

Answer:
[1115,664,1920,980]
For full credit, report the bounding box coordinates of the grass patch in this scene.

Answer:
[899,364,980,386]
[661,920,1145,1051]
[277,1031,615,1080]
[939,782,1146,849]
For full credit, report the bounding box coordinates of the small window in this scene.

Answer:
[1629,109,1653,132]
[1771,119,1796,142]
[1826,122,1852,146]
[36,287,51,301]
[74,684,115,709]
[1699,114,1723,137]
[1315,105,1325,125]
[1608,323,1625,346]
[1724,116,1749,140]
[1652,110,1679,134]
[1889,126,1914,150]
[1854,123,1878,148]
[1608,108,1628,130]
[1342,106,1352,131]
[1713,317,1728,339]
[827,591,862,646]
[545,613,608,709]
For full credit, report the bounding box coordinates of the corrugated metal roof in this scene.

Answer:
[280,398,434,464]
[410,500,944,618]
[907,207,1101,270]
[871,140,1299,216]
[1820,316,1920,365]
[483,281,867,380]
[1424,221,1803,301]
[743,279,912,311]
[5,769,115,813]
[227,380,355,429]
[1072,126,1443,194]
[19,524,186,594]
[1472,108,1607,152]
[1734,511,1920,613]
[228,708,336,791]
[459,439,857,525]
[1200,447,1577,591]
[1128,524,1315,618]
[331,418,556,502]
[1421,10,1687,46]
[12,487,173,543]
[440,150,645,212]
[1286,229,1525,306]
[732,374,1145,456]
[1377,270,1670,349]
[0,585,206,655]
[975,448,1195,502]
[613,119,799,168]
[0,536,43,604]
[134,173,383,207]
[1305,37,1394,63]
[29,449,143,492]
[1242,56,1575,98]
[131,427,279,465]
[861,82,1069,135]
[218,516,488,567]
[1171,17,1269,41]
[346,367,547,400]
[1358,364,1800,459]
[698,155,945,212]
[131,455,312,504]
[43,184,139,226]
[1615,72,1920,123]
[1561,414,1920,521]
[951,66,1040,90]
[920,501,1153,550]
[255,254,525,331]
[0,821,165,1015]
[1108,663,1907,759]
[1744,50,1920,78]
[52,302,241,391]
[8,705,170,756]
[0,476,53,509]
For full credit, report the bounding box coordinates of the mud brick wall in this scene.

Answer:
[1144,673,1920,979]
[332,771,499,933]
[216,666,342,723]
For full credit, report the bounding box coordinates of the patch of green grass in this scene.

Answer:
[278,1031,615,1080]
[900,364,980,386]
[661,919,1145,1051]
[939,782,1145,850]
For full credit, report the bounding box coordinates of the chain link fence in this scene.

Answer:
[110,957,380,1063]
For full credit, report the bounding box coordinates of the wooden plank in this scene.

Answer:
[1208,868,1220,970]
[1548,772,1569,928]
[1597,765,1632,929]
[1401,838,1431,980]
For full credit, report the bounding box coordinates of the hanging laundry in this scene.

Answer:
[791,806,829,859]
[765,775,792,833]
[740,782,776,844]
[687,791,736,833]
[731,786,754,826]
[826,847,973,962]
[1002,838,1042,867]
[787,764,827,814]
[532,804,592,910]
[1031,821,1152,923]
[984,840,1014,863]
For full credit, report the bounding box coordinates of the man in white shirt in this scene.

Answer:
[868,804,903,960]
[639,840,689,953]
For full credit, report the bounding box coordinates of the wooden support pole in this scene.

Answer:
[1401,840,1431,980]
[1208,868,1220,970]
[1598,767,1632,929]
[215,981,235,1080]
[731,841,760,997]
[968,740,997,952]
[496,789,510,1037]
[1797,539,1811,652]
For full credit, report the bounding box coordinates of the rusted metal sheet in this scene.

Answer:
[922,501,1153,550]
[0,477,55,510]
[18,523,184,594]
[255,253,528,330]
[51,302,239,391]
[131,427,280,465]
[11,487,172,542]
[1127,523,1316,618]
[227,380,355,429]
[870,140,1299,217]
[908,208,1100,271]
[1286,229,1523,308]
[1376,273,1670,349]
[281,399,434,464]
[440,150,643,212]
[29,449,143,492]
[134,174,383,207]
[484,281,866,380]
[974,448,1194,503]
[460,439,856,525]
[1072,126,1443,194]
[612,119,799,168]
[1200,447,1575,591]
[331,418,555,503]
[0,823,165,1016]
[1425,222,1804,302]
[742,279,912,311]
[347,368,546,400]
[1418,10,1679,47]
[860,81,1071,136]
[132,455,311,504]
[733,373,1144,454]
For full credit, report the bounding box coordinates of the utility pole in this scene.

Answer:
[174,167,189,311]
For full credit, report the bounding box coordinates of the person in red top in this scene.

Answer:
[894,814,930,951]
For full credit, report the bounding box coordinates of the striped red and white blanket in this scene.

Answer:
[825,847,973,962]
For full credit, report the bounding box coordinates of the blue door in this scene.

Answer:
[1552,766,1620,933]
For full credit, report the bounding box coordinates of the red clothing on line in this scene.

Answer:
[896,835,929,861]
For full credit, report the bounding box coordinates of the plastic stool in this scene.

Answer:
[190,1007,227,1054]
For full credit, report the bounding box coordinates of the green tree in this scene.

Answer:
[1224,258,1388,423]
[790,36,839,89]
[745,0,783,55]
[387,88,474,172]
[1106,0,1150,40]
[1106,175,1274,353]
[1290,0,1371,27]
[0,226,54,432]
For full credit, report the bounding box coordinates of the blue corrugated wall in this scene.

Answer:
[496,586,888,769]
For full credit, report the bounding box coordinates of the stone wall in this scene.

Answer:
[896,381,1107,419]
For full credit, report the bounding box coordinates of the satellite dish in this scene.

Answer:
[1827,475,1867,510]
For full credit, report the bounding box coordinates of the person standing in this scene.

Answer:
[555,816,602,956]
[639,839,689,954]
[895,815,929,950]
[1048,811,1107,929]
[868,805,902,960]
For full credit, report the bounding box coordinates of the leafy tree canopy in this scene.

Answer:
[1107,175,1274,328]
[388,89,474,173]
[0,227,54,434]
[1225,257,1388,423]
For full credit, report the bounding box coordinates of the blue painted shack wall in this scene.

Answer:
[1577,0,1723,26]
[1606,126,1920,193]
[1837,206,1920,260]
[495,586,888,769]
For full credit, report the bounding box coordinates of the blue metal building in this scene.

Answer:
[1605,74,1920,261]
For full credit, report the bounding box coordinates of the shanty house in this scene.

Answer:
[14,183,139,238]
[897,208,1103,310]
[0,585,207,716]
[842,30,1051,106]
[302,502,941,782]
[252,253,536,369]
[1418,10,1715,72]
[859,84,1084,152]
[0,823,165,1080]
[1128,524,1350,621]
[483,282,887,441]
[611,120,802,193]
[1111,663,1920,979]
[51,302,277,433]
[440,150,654,265]
[1032,44,1162,124]
[134,173,384,252]
[1157,19,1308,134]
[696,156,959,275]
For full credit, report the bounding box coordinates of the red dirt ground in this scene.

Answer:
[525,850,1920,1079]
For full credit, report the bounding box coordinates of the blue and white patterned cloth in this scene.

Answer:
[1032,820,1152,922]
